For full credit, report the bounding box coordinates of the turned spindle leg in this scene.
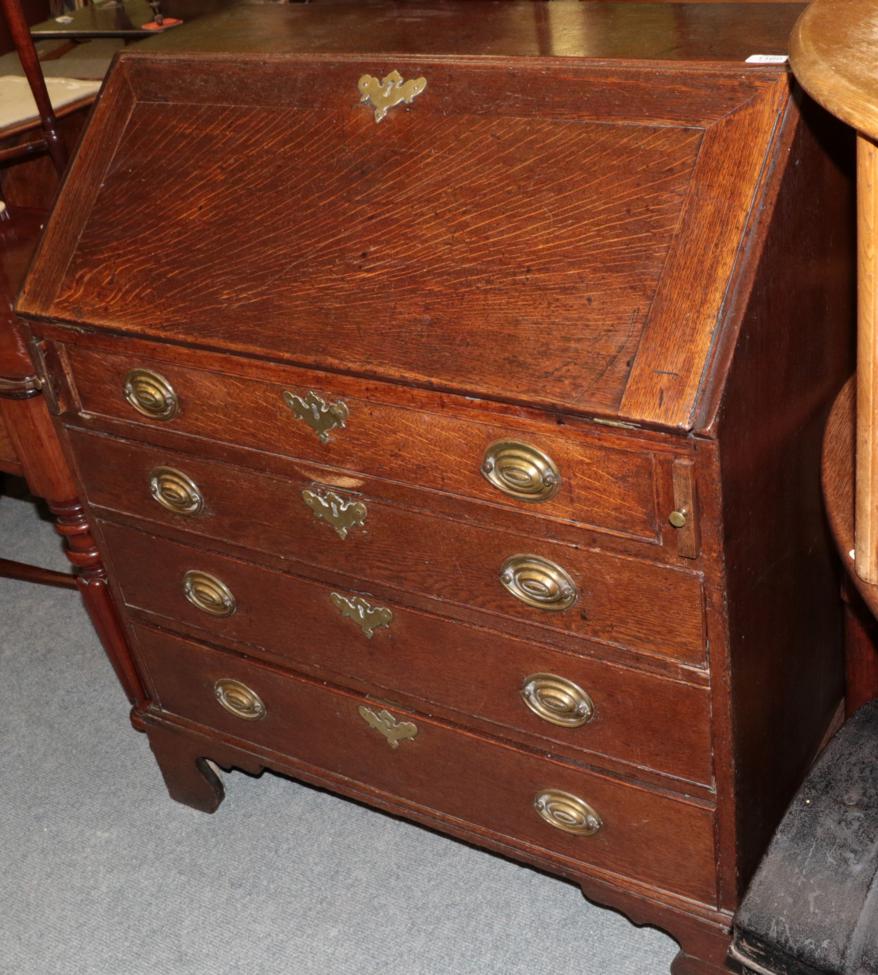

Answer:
[50,498,146,707]
[856,134,878,584]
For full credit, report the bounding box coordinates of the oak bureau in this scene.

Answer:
[15,3,855,971]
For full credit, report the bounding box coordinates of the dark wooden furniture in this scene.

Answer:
[790,0,878,715]
[730,698,878,975]
[0,0,79,590]
[14,4,856,971]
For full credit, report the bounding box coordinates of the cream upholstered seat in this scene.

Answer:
[0,74,100,133]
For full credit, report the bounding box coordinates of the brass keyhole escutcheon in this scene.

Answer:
[183,570,237,618]
[521,674,594,728]
[283,389,349,444]
[149,467,204,516]
[123,368,179,420]
[481,441,561,503]
[500,554,578,611]
[534,790,602,836]
[214,678,266,721]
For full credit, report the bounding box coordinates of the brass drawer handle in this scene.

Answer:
[214,678,266,721]
[123,368,179,420]
[482,441,560,503]
[330,592,392,638]
[358,70,427,123]
[500,555,578,611]
[283,389,348,444]
[302,487,367,540]
[522,674,594,728]
[534,790,602,836]
[149,467,204,516]
[183,570,237,618]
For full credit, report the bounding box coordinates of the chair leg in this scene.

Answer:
[0,554,75,588]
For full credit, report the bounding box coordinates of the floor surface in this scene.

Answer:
[0,489,679,975]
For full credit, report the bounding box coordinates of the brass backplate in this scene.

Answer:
[183,570,237,618]
[149,466,203,516]
[358,70,427,123]
[358,705,418,748]
[500,554,578,611]
[123,368,179,420]
[302,487,367,540]
[534,790,602,836]
[482,441,561,503]
[283,389,348,444]
[330,592,392,638]
[214,678,266,721]
[521,673,594,728]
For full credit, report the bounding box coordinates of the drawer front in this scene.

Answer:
[101,520,713,784]
[132,622,717,903]
[66,347,661,542]
[71,430,706,663]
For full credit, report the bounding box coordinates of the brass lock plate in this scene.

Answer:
[358,705,418,748]
[303,487,367,540]
[330,592,392,638]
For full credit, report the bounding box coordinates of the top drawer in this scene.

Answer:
[63,346,664,543]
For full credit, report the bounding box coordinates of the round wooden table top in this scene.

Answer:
[790,0,878,139]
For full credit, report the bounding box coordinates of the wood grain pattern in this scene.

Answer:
[714,95,853,903]
[100,517,713,785]
[68,427,707,664]
[621,85,789,427]
[18,54,791,428]
[790,0,878,141]
[51,94,699,415]
[14,19,857,973]
[66,345,662,542]
[133,620,717,903]
[856,134,878,583]
[822,380,878,713]
[138,2,804,67]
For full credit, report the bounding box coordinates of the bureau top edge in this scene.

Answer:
[132,2,805,67]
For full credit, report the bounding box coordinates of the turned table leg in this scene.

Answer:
[50,498,146,708]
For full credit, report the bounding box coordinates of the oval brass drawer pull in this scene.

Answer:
[534,789,602,836]
[123,368,179,420]
[214,678,266,721]
[283,389,348,444]
[482,441,560,503]
[522,674,594,727]
[500,555,578,611]
[149,467,204,516]
[183,570,237,618]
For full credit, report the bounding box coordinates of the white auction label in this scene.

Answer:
[745,54,789,64]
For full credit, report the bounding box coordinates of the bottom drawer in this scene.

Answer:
[132,623,717,904]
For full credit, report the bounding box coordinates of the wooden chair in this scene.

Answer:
[0,0,77,589]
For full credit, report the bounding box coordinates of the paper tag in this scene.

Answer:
[745,54,789,65]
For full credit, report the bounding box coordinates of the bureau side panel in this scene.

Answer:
[715,94,855,903]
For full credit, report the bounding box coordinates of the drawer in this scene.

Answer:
[131,622,717,904]
[101,520,713,785]
[71,429,706,664]
[64,346,662,542]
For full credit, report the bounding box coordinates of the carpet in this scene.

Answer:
[0,490,678,975]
